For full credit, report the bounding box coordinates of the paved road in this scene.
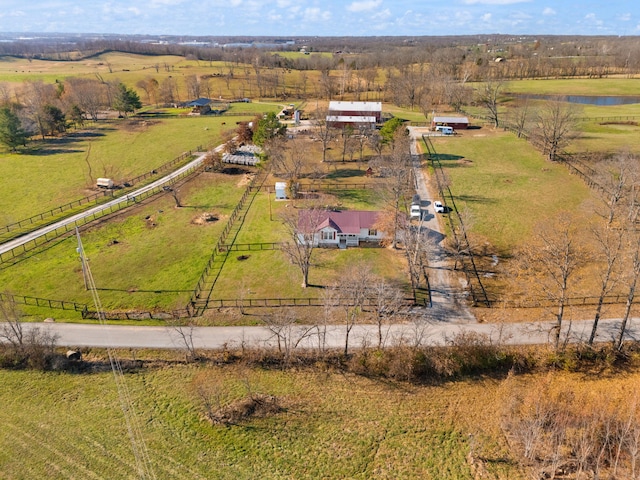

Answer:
[0,148,218,256]
[407,126,476,324]
[5,317,639,349]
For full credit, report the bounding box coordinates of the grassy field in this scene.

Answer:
[500,77,640,96]
[0,361,521,479]
[0,116,261,226]
[4,357,640,479]
[0,148,413,316]
[0,172,248,311]
[426,129,591,253]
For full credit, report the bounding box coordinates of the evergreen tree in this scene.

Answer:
[379,117,405,144]
[42,104,67,136]
[0,107,28,152]
[112,83,142,117]
[252,112,286,146]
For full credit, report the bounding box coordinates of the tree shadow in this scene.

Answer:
[325,168,366,179]
[27,147,85,156]
[432,153,465,162]
[66,131,108,138]
[452,194,496,205]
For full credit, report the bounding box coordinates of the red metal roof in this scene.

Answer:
[298,210,380,234]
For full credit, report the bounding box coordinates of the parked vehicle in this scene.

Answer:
[433,201,445,213]
[96,178,114,189]
[410,204,422,218]
[435,126,454,135]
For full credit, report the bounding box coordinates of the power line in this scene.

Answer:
[76,228,156,480]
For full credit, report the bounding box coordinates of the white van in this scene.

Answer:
[435,126,454,135]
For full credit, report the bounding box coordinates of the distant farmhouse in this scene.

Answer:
[326,101,382,129]
[431,115,469,130]
[298,209,384,248]
[184,98,228,115]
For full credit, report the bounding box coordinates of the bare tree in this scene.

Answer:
[340,125,354,162]
[166,318,198,362]
[589,223,624,345]
[0,294,24,351]
[0,294,58,367]
[532,100,580,161]
[519,215,585,350]
[335,264,373,355]
[63,77,106,122]
[509,98,530,138]
[617,224,640,351]
[185,74,200,99]
[262,308,315,364]
[370,279,404,348]
[476,80,504,128]
[312,107,335,163]
[280,207,326,288]
[135,77,158,105]
[373,129,413,249]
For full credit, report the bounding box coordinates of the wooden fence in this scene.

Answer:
[0,145,210,243]
[0,165,203,265]
[0,292,88,315]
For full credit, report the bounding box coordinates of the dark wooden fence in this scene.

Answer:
[422,135,491,307]
[0,145,210,243]
[0,165,204,265]
[0,292,88,315]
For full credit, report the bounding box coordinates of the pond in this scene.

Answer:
[511,94,640,106]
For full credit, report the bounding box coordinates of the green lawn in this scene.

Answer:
[0,172,247,311]
[427,130,591,253]
[0,364,518,479]
[213,247,410,300]
[0,116,251,226]
[500,77,640,96]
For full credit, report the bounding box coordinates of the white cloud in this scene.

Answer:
[267,10,282,21]
[149,0,188,5]
[584,13,603,26]
[372,8,391,21]
[347,0,383,13]
[276,0,293,7]
[481,13,492,22]
[542,7,555,16]
[303,7,331,22]
[462,0,530,4]
[619,13,631,21]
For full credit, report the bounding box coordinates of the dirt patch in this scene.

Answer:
[236,173,255,188]
[121,119,159,131]
[221,167,248,175]
[191,212,219,225]
[600,120,638,126]
[207,394,283,425]
[144,215,157,228]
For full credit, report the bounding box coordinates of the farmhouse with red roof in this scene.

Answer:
[297,209,384,248]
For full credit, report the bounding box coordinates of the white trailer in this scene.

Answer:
[96,178,114,189]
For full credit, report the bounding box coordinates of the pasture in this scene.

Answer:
[0,115,261,226]
[4,353,640,480]
[0,360,519,479]
[426,129,591,253]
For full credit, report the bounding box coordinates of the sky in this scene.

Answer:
[1,0,639,37]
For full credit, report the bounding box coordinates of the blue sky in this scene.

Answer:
[1,0,639,37]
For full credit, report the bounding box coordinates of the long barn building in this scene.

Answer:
[326,101,382,129]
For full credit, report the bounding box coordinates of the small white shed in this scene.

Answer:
[275,182,287,200]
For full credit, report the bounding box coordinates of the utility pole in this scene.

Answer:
[76,228,89,291]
